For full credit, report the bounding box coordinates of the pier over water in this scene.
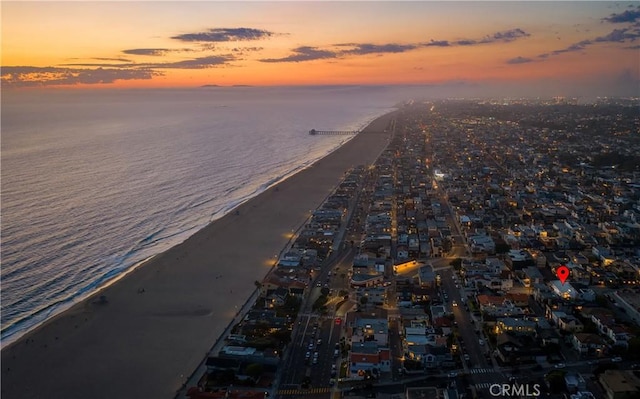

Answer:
[309,129,358,136]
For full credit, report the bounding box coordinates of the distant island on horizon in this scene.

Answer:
[201,84,254,88]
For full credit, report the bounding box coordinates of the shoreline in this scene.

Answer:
[0,110,384,349]
[0,110,397,399]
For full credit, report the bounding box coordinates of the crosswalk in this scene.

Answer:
[467,368,495,374]
[475,382,493,390]
[278,387,331,395]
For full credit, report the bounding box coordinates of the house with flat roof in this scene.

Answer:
[598,369,640,399]
[349,341,391,377]
[406,387,442,399]
[558,315,584,333]
[477,295,524,317]
[418,264,436,288]
[571,333,606,356]
[277,250,302,267]
[351,317,389,346]
[350,271,384,288]
[423,345,454,369]
[522,266,544,287]
[550,280,578,300]
[355,286,387,307]
[430,305,446,319]
[565,373,587,393]
[468,234,495,254]
[614,290,640,326]
[495,318,537,335]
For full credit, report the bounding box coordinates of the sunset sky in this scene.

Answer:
[2,1,639,94]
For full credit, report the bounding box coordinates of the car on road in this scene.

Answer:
[448,372,458,378]
[478,339,485,346]
[317,339,322,346]
[612,357,623,362]
[452,300,458,307]
[463,354,470,361]
[335,317,342,325]
[554,363,566,369]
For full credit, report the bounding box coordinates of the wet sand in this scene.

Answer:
[0,111,395,399]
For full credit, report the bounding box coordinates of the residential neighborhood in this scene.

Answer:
[183,98,640,399]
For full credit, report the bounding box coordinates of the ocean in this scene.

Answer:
[0,86,403,347]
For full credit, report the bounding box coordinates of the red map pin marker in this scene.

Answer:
[557,265,569,285]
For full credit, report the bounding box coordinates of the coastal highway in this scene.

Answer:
[276,248,354,398]
[276,313,344,398]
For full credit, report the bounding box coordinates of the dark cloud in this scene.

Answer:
[341,43,418,55]
[593,28,640,43]
[147,55,233,69]
[61,57,134,67]
[506,56,534,64]
[231,47,263,52]
[424,40,450,47]
[602,7,640,23]
[550,40,592,55]
[432,28,530,48]
[93,57,132,62]
[172,27,274,42]
[1,66,159,88]
[538,27,640,59]
[259,27,530,64]
[260,46,337,63]
[3,53,236,87]
[123,48,170,56]
[59,62,136,67]
[488,28,531,42]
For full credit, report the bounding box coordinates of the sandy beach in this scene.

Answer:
[1,111,396,399]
